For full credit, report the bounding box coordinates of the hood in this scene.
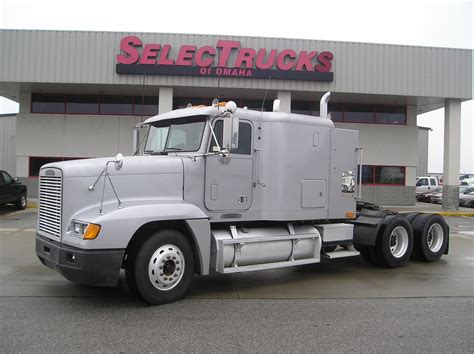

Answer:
[41,155,183,178]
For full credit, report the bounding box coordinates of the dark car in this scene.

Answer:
[0,170,27,210]
[416,188,439,203]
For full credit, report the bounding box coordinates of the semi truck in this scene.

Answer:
[36,93,449,305]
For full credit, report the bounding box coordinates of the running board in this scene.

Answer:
[322,245,360,259]
[219,258,320,274]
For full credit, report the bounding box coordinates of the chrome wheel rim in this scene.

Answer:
[21,196,26,208]
[427,223,444,253]
[389,226,409,258]
[148,244,185,291]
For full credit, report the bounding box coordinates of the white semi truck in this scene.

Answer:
[36,93,449,305]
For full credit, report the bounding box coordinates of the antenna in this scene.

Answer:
[261,75,272,112]
[140,73,146,123]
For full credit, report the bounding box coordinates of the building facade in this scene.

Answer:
[0,30,472,205]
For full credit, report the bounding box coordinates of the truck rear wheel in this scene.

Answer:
[375,216,413,268]
[126,229,194,305]
[412,214,448,262]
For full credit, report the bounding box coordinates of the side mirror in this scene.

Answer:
[222,101,239,152]
[13,177,19,183]
[114,153,124,170]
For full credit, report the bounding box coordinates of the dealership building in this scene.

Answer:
[0,30,472,207]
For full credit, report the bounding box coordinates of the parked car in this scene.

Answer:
[416,189,436,203]
[459,186,474,199]
[459,191,474,208]
[416,176,440,195]
[430,187,443,204]
[0,170,28,210]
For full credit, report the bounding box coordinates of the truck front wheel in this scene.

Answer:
[126,229,194,305]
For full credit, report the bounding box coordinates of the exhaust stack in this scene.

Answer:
[320,92,331,119]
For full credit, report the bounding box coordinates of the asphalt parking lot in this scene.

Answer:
[1,207,473,352]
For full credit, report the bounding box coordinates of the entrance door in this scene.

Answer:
[205,120,253,211]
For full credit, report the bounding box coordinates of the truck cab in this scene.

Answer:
[416,176,440,195]
[36,93,449,305]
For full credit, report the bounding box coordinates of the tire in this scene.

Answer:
[403,212,420,224]
[412,214,448,262]
[126,229,194,305]
[374,216,413,268]
[16,192,27,210]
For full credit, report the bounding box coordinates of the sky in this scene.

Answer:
[0,0,473,173]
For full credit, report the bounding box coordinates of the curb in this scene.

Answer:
[27,203,38,209]
[398,211,474,217]
[437,211,474,217]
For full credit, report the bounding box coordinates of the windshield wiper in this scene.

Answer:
[144,149,166,155]
[164,147,182,151]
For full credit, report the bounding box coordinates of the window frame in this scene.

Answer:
[208,118,253,156]
[31,93,160,117]
[358,165,406,186]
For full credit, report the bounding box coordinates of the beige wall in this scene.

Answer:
[15,113,140,177]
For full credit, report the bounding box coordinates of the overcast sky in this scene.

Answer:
[0,0,472,173]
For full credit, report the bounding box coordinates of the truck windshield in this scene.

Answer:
[145,115,207,154]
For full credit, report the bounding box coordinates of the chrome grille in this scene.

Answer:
[38,172,63,238]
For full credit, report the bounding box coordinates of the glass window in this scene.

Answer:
[359,165,374,184]
[416,178,428,186]
[29,157,87,177]
[66,95,99,114]
[430,178,437,185]
[32,94,65,113]
[1,171,12,184]
[146,126,170,153]
[100,96,133,115]
[145,116,207,153]
[329,102,343,122]
[375,166,405,185]
[343,104,374,123]
[210,120,252,155]
[375,106,406,124]
[173,97,208,109]
[134,96,159,116]
[0,173,4,184]
[2,172,13,184]
[292,101,320,116]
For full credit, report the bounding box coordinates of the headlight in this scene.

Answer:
[68,220,101,240]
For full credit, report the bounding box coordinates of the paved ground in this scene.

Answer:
[1,207,473,351]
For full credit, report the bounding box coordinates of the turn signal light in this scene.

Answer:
[83,223,101,240]
[346,211,356,219]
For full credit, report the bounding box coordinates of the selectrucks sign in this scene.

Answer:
[116,36,334,81]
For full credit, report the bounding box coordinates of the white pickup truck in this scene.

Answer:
[416,176,440,195]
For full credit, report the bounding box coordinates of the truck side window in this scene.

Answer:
[430,178,436,185]
[210,120,252,155]
[416,178,428,186]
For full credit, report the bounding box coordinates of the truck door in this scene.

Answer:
[205,120,253,211]
[416,178,429,194]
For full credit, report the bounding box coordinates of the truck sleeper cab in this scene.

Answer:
[36,94,449,305]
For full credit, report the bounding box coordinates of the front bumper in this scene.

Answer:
[36,234,125,287]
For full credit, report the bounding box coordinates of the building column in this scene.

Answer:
[442,99,461,210]
[159,87,173,114]
[277,91,291,113]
